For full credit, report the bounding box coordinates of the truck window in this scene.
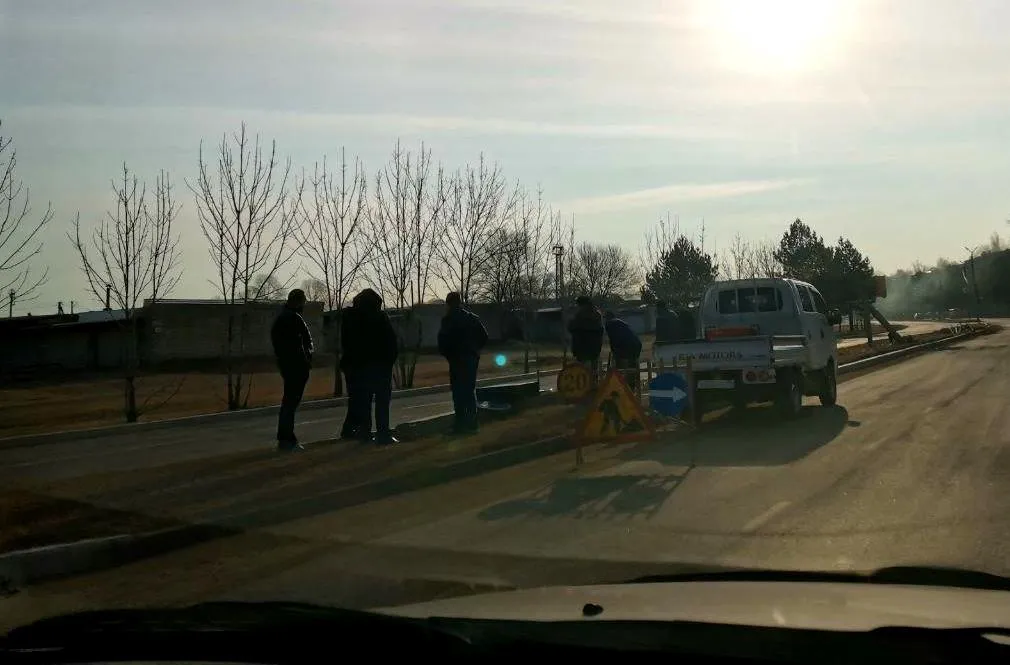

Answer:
[750,287,783,312]
[717,289,739,314]
[811,289,829,314]
[719,287,784,313]
[798,286,815,312]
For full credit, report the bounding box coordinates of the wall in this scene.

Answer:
[144,300,325,364]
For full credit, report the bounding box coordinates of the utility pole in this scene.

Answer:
[7,290,13,318]
[964,247,980,320]
[553,244,566,363]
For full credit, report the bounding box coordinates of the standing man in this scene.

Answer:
[604,311,642,392]
[271,288,314,452]
[338,296,362,440]
[654,299,677,345]
[568,295,604,379]
[347,288,399,445]
[438,292,488,434]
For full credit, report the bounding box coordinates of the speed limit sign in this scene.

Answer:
[557,363,593,401]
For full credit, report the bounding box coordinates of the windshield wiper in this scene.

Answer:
[624,565,1010,592]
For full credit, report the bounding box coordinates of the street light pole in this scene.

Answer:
[964,246,980,320]
[553,244,566,363]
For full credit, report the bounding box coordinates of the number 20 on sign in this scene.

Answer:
[557,363,592,401]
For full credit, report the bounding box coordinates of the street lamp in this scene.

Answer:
[552,244,564,305]
[552,244,566,363]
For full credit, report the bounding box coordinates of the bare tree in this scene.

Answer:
[1,121,54,315]
[190,123,298,410]
[437,154,518,302]
[69,165,182,422]
[513,187,561,371]
[752,240,783,278]
[472,227,525,307]
[722,233,784,279]
[300,277,328,303]
[251,273,285,300]
[569,241,639,304]
[724,233,755,279]
[294,148,372,396]
[369,141,447,388]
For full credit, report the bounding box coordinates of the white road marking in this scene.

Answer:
[743,501,791,532]
[299,417,342,425]
[403,401,452,410]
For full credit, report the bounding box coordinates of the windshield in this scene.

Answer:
[3,0,1009,637]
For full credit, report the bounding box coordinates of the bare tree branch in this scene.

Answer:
[569,241,639,304]
[188,122,298,410]
[294,148,371,311]
[437,154,518,301]
[68,163,182,422]
[367,141,449,388]
[1,121,53,313]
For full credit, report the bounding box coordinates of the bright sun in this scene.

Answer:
[700,0,852,74]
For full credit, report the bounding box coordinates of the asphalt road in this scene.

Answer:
[4,322,1007,628]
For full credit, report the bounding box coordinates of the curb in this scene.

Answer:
[0,326,993,588]
[0,524,231,588]
[0,369,564,449]
[836,325,991,377]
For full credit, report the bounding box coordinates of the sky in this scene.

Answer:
[3,0,1010,314]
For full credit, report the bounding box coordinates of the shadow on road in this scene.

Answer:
[477,470,690,522]
[622,404,853,468]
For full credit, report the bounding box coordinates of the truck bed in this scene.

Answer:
[653,335,809,372]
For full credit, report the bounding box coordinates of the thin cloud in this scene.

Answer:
[559,179,811,214]
[6,105,743,142]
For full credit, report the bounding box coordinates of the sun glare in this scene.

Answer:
[700,0,852,74]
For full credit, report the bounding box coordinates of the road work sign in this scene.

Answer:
[557,362,593,401]
[649,372,690,418]
[578,369,654,443]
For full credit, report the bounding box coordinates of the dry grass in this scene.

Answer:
[3,402,580,553]
[0,347,565,438]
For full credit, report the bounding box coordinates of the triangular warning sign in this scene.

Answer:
[578,369,655,443]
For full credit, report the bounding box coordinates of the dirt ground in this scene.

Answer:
[0,345,568,438]
[2,402,581,553]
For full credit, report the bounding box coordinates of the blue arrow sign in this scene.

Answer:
[649,372,690,418]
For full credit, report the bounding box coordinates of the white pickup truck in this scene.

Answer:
[653,278,842,423]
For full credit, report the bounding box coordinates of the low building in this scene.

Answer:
[143,299,325,364]
[0,310,128,377]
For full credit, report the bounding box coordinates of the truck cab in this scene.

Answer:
[653,278,842,421]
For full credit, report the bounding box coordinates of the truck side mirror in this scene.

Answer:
[827,310,842,326]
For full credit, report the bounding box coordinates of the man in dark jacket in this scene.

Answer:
[604,311,642,391]
[338,300,362,440]
[342,288,399,444]
[438,292,488,433]
[271,289,314,451]
[654,300,677,344]
[568,295,604,377]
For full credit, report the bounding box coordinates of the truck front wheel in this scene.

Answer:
[776,371,803,419]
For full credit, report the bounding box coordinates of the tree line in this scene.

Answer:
[0,119,882,418]
[639,216,876,316]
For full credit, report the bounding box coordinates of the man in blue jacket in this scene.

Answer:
[438,292,488,434]
[604,311,642,391]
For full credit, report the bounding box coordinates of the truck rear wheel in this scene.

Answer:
[776,371,803,419]
[819,361,837,407]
